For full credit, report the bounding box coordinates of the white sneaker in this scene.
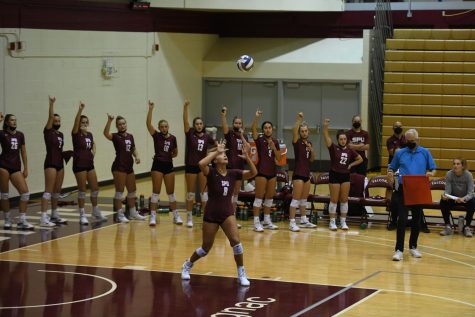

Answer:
[117,212,129,223]
[289,221,300,232]
[392,250,403,261]
[50,213,67,224]
[4,214,12,229]
[40,214,56,227]
[17,219,34,230]
[262,221,278,230]
[92,208,107,221]
[129,211,146,221]
[299,221,317,228]
[181,260,193,280]
[79,214,89,225]
[149,213,157,226]
[254,222,264,232]
[340,220,349,231]
[237,223,242,229]
[409,248,422,258]
[186,214,193,228]
[238,268,250,286]
[173,213,183,225]
[329,219,337,231]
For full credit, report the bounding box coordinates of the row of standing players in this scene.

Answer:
[0,96,368,285]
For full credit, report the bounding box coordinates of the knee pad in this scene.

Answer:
[232,243,244,255]
[290,199,300,208]
[114,192,124,200]
[20,192,30,202]
[329,202,338,214]
[127,191,136,199]
[253,198,263,208]
[186,192,195,201]
[232,195,239,204]
[168,193,176,203]
[90,191,99,198]
[78,191,86,199]
[340,202,349,213]
[263,199,273,208]
[42,192,51,201]
[299,199,307,207]
[195,247,208,258]
[151,193,160,204]
[52,193,60,199]
[200,192,208,203]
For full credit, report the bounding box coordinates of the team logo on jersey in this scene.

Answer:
[197,139,205,151]
[164,140,171,152]
[58,137,63,148]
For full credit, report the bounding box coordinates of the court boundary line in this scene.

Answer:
[289,271,381,317]
[332,290,382,317]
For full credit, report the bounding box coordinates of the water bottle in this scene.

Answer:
[458,215,465,233]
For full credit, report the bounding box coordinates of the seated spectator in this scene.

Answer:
[439,158,474,237]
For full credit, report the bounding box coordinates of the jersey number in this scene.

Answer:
[340,153,348,165]
[10,138,18,150]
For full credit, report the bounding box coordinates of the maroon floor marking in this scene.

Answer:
[0,261,376,317]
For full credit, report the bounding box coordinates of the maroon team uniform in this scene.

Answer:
[224,131,248,169]
[292,139,312,182]
[0,130,25,174]
[345,129,369,175]
[185,128,215,173]
[111,133,135,174]
[254,135,279,179]
[328,143,358,184]
[386,134,406,164]
[72,132,94,173]
[203,167,243,224]
[44,128,64,170]
[151,131,177,174]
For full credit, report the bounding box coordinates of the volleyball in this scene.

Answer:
[237,55,254,72]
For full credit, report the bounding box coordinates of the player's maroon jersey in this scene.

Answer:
[112,133,135,170]
[0,130,25,171]
[328,143,358,174]
[204,168,243,221]
[255,135,279,177]
[224,130,248,169]
[153,131,177,162]
[72,132,94,168]
[185,128,215,166]
[44,128,64,167]
[345,129,370,159]
[293,139,312,178]
[386,134,406,164]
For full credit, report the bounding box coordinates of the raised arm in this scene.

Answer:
[45,95,56,130]
[103,113,114,141]
[72,102,85,134]
[146,100,156,136]
[293,112,304,143]
[239,136,257,180]
[251,109,262,140]
[183,99,191,134]
[198,140,225,176]
[322,118,332,148]
[221,106,229,135]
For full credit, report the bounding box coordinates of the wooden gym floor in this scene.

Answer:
[0,171,473,316]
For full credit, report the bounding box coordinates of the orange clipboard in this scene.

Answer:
[402,175,432,206]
